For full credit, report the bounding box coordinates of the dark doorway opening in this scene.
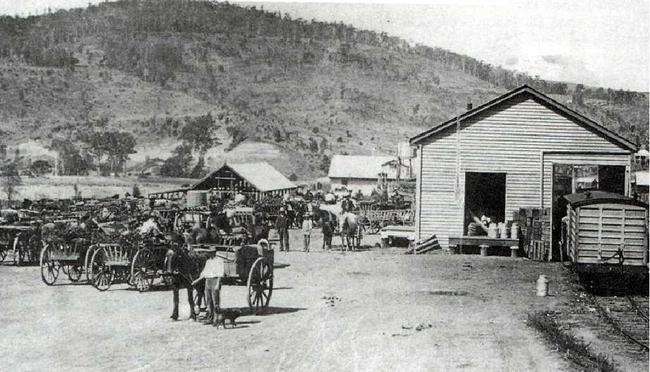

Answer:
[463,172,506,234]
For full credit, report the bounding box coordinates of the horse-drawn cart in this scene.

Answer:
[129,240,174,292]
[0,225,43,265]
[39,237,96,285]
[189,240,274,314]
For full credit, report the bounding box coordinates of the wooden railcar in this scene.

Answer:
[563,191,648,274]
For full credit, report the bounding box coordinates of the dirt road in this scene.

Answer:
[0,233,572,371]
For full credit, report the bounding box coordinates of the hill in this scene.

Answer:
[0,0,647,178]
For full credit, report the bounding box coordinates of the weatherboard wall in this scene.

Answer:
[415,94,631,248]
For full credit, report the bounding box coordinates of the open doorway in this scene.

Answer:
[464,172,506,233]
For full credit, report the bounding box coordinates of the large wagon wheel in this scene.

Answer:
[131,248,155,292]
[358,216,372,233]
[84,245,98,282]
[247,257,273,314]
[370,221,382,235]
[40,244,59,285]
[12,235,23,266]
[90,247,113,291]
[67,262,83,282]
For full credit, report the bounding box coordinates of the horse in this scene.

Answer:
[339,212,362,251]
[315,209,362,251]
[315,209,336,250]
[163,234,206,321]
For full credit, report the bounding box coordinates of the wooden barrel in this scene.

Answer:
[186,191,208,208]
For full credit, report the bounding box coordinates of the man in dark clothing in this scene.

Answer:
[341,194,355,213]
[322,218,334,250]
[275,208,290,251]
[213,211,232,235]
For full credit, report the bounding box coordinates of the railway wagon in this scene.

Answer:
[563,191,649,274]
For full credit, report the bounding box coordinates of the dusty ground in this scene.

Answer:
[0,229,641,371]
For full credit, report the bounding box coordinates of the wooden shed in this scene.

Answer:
[410,85,637,257]
[191,162,296,200]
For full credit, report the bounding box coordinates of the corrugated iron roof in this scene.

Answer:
[328,155,396,179]
[193,162,295,192]
[410,85,637,152]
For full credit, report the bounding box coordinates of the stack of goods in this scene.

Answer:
[513,207,550,261]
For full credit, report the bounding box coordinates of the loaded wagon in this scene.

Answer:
[563,191,649,274]
[189,239,274,314]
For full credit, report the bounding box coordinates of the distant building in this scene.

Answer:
[149,162,296,200]
[328,155,397,196]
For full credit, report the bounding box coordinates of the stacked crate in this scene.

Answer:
[514,207,551,261]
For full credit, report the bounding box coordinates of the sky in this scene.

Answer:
[0,0,648,91]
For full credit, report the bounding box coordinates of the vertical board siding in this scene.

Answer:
[418,95,631,247]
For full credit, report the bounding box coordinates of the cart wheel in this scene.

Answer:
[247,257,273,314]
[84,245,97,282]
[13,236,24,266]
[67,265,83,282]
[90,248,113,291]
[130,248,155,288]
[132,270,153,292]
[40,244,59,285]
[370,222,382,235]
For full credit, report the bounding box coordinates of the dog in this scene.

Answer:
[213,309,241,329]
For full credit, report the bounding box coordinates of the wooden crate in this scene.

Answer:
[528,240,549,261]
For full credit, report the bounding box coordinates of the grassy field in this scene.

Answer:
[12,175,195,200]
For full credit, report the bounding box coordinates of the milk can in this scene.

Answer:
[511,222,519,240]
[536,275,549,297]
[488,223,498,238]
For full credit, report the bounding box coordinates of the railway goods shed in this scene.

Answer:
[410,85,638,258]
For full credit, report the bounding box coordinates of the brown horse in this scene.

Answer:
[163,235,205,321]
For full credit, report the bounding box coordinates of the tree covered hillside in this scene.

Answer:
[0,0,646,178]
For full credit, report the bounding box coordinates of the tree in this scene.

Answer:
[80,130,137,175]
[160,144,193,177]
[30,160,52,176]
[190,156,207,178]
[50,139,92,176]
[1,162,22,201]
[132,184,142,198]
[320,154,330,173]
[180,113,219,154]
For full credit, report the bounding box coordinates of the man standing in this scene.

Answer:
[341,193,355,213]
[275,207,290,251]
[302,213,313,252]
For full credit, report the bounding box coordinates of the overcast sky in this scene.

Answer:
[1,0,648,91]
